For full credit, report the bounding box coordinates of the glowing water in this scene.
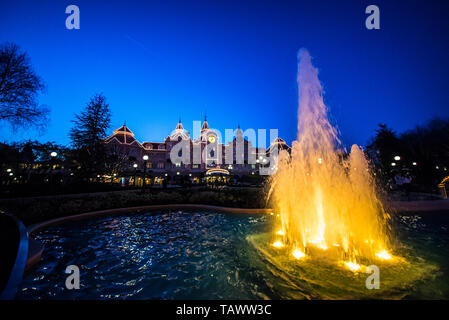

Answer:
[269,49,391,265]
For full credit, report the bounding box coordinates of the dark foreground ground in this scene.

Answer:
[0,187,448,226]
[0,186,268,225]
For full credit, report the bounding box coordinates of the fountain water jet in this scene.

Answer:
[245,50,439,299]
[268,49,391,265]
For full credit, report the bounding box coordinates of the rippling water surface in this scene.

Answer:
[17,210,449,299]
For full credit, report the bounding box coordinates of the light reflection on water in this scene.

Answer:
[17,210,449,299]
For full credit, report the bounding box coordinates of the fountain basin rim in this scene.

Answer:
[27,204,273,235]
[26,200,449,235]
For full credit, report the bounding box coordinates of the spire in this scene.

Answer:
[236,124,243,139]
[201,114,209,132]
[176,118,184,131]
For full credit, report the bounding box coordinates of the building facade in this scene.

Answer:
[104,117,290,184]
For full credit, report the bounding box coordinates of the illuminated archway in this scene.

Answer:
[205,168,229,175]
[439,176,449,199]
[205,168,230,184]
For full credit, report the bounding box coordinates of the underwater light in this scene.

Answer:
[272,240,284,248]
[292,249,306,260]
[344,261,361,272]
[376,250,393,260]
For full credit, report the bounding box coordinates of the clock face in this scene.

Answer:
[208,135,216,143]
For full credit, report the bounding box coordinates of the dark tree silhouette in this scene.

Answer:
[69,93,112,178]
[367,119,449,191]
[69,93,111,149]
[366,124,401,187]
[367,124,400,167]
[0,43,48,128]
[399,118,449,186]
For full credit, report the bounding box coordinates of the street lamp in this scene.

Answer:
[133,163,138,186]
[142,155,149,191]
[50,151,58,186]
[394,155,401,161]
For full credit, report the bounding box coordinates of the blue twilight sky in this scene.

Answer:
[0,0,448,148]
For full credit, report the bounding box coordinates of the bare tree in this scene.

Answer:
[0,43,49,128]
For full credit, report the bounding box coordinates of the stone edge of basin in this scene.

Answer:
[0,214,28,300]
[27,204,273,234]
[24,200,449,235]
[25,204,273,270]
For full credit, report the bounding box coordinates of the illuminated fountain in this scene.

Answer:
[248,49,438,299]
[269,49,391,267]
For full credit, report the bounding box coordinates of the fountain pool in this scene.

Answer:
[17,209,449,299]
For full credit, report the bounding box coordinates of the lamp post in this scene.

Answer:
[142,155,149,191]
[133,163,138,186]
[50,151,58,186]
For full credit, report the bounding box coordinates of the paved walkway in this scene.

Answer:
[389,199,449,213]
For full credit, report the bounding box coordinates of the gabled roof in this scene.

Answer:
[272,137,286,145]
[113,124,134,136]
[267,137,291,153]
[105,123,142,147]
